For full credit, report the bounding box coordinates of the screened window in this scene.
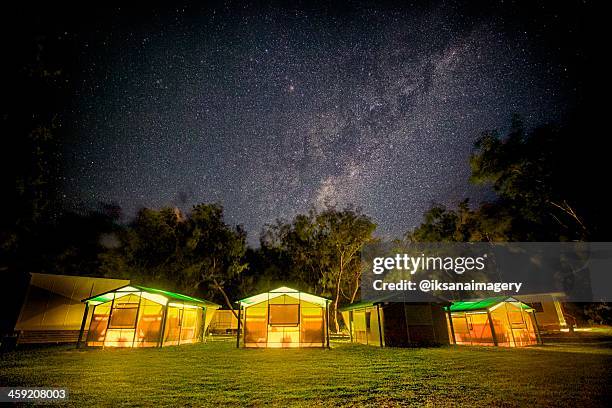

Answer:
[508,310,525,326]
[109,303,139,328]
[528,302,544,313]
[269,304,299,325]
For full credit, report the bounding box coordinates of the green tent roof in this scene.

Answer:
[447,296,533,312]
[83,284,220,308]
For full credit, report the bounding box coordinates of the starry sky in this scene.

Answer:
[57,1,584,244]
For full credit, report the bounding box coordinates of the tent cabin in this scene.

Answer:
[13,273,129,345]
[81,285,219,348]
[447,297,541,347]
[514,292,567,332]
[209,309,239,334]
[339,297,451,347]
[236,286,331,348]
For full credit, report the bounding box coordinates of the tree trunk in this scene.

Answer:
[350,277,360,304]
[332,253,343,333]
[213,278,239,320]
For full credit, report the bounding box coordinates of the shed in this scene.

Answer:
[447,297,541,347]
[13,273,129,344]
[515,292,567,332]
[236,286,331,348]
[81,284,219,348]
[209,309,239,334]
[340,296,451,347]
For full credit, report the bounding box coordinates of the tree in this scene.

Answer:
[317,208,377,331]
[98,206,183,286]
[184,204,248,317]
[409,115,611,323]
[408,200,515,243]
[99,203,248,316]
[411,116,602,243]
[1,34,67,275]
[261,210,331,294]
[262,207,376,332]
[469,116,592,241]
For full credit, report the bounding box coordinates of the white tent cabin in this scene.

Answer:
[236,287,331,348]
[13,273,129,344]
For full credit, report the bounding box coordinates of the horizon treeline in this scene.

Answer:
[3,111,610,327]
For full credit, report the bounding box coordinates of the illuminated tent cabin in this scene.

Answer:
[13,273,129,344]
[447,297,541,347]
[81,285,219,348]
[236,287,331,348]
[209,309,239,334]
[515,292,567,332]
[339,297,451,347]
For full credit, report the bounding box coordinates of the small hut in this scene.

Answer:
[447,296,541,347]
[340,296,451,347]
[13,273,129,345]
[515,292,567,332]
[81,285,219,348]
[209,309,239,334]
[236,286,331,348]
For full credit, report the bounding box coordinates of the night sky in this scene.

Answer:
[55,1,583,244]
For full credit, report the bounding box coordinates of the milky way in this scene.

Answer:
[62,2,579,244]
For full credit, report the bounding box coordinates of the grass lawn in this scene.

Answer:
[1,340,611,407]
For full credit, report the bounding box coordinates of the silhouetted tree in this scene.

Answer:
[262,206,376,332]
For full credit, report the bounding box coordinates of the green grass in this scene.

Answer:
[1,340,611,407]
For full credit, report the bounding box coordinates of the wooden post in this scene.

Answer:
[531,310,543,345]
[102,293,116,347]
[158,304,169,348]
[200,307,207,343]
[447,309,457,345]
[236,303,242,348]
[131,292,143,348]
[504,303,517,347]
[376,304,383,347]
[76,302,89,349]
[365,310,369,346]
[325,302,330,348]
[429,304,438,343]
[177,304,185,346]
[404,304,412,345]
[348,311,353,343]
[487,311,498,346]
[465,314,472,345]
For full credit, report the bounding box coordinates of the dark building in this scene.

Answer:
[340,296,451,347]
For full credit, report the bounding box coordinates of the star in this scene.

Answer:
[57,3,581,245]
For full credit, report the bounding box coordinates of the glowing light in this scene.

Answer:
[167,302,201,309]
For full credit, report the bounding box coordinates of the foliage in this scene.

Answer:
[98,204,247,312]
[261,206,376,331]
[409,115,610,323]
[410,116,602,243]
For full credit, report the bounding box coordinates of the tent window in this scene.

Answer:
[269,304,299,326]
[365,312,371,329]
[109,303,139,329]
[508,310,525,326]
[528,302,544,313]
